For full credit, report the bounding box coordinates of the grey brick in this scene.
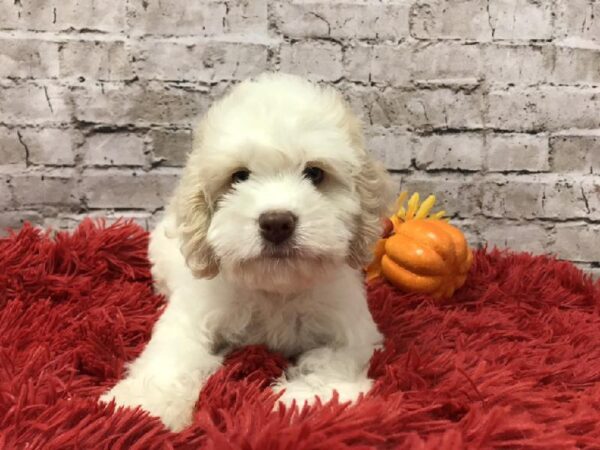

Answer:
[72,82,211,126]
[343,45,374,84]
[81,169,179,209]
[225,0,268,35]
[370,45,414,87]
[344,86,485,129]
[365,129,413,171]
[0,39,60,79]
[0,0,127,32]
[129,0,226,36]
[584,179,600,221]
[11,169,78,206]
[59,40,133,81]
[19,128,79,165]
[552,47,600,85]
[150,128,192,167]
[415,133,484,171]
[0,127,26,165]
[42,214,82,230]
[488,87,600,131]
[480,222,551,255]
[410,0,492,41]
[0,175,12,208]
[0,210,44,235]
[387,88,485,129]
[450,219,480,248]
[280,41,343,82]
[341,85,382,125]
[44,211,150,230]
[344,44,412,87]
[485,44,600,86]
[488,0,553,40]
[550,134,600,173]
[555,0,600,42]
[482,176,591,220]
[482,178,543,219]
[541,179,590,220]
[400,174,481,216]
[82,132,146,166]
[413,42,481,83]
[135,40,268,82]
[275,1,410,40]
[551,224,600,263]
[0,82,71,125]
[484,44,553,84]
[487,134,549,172]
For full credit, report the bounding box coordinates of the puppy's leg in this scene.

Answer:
[273,344,376,408]
[273,271,382,408]
[100,291,221,431]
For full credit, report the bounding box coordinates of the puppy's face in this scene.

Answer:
[205,134,364,293]
[174,74,392,293]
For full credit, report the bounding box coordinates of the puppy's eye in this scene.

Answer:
[303,166,324,186]
[232,169,250,183]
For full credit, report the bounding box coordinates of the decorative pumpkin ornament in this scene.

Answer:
[366,192,473,299]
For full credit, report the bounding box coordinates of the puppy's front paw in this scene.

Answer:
[272,375,373,410]
[100,378,195,432]
[272,378,322,408]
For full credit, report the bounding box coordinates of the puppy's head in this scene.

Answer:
[173,73,394,293]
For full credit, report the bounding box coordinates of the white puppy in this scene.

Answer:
[101,73,394,431]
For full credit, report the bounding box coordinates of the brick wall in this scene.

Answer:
[0,0,598,277]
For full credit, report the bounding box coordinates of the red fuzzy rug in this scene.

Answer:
[1,220,599,449]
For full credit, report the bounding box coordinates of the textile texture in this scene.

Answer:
[1,220,599,449]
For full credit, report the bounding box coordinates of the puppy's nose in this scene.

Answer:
[259,211,297,245]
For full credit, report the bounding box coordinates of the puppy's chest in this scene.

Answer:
[212,301,336,358]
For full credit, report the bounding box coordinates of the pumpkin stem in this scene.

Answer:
[415,195,437,219]
[394,191,409,213]
[405,193,420,221]
[394,191,447,223]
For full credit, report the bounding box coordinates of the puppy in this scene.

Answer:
[101,73,394,431]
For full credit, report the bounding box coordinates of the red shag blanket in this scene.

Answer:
[1,220,599,449]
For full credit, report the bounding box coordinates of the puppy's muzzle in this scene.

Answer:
[259,210,297,245]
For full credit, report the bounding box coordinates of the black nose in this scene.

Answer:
[259,211,297,245]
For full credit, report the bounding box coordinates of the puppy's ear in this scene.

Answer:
[336,100,395,270]
[347,156,395,270]
[173,171,219,279]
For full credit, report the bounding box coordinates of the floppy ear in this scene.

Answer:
[168,115,221,279]
[335,97,395,270]
[172,168,219,279]
[347,156,395,270]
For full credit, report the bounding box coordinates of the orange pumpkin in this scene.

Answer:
[365,192,473,299]
[380,219,473,299]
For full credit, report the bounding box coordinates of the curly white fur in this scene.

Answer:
[101,73,394,431]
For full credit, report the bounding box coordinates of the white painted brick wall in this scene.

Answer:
[0,0,598,278]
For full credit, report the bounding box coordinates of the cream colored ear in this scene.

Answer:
[331,90,395,269]
[173,174,219,279]
[347,157,394,270]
